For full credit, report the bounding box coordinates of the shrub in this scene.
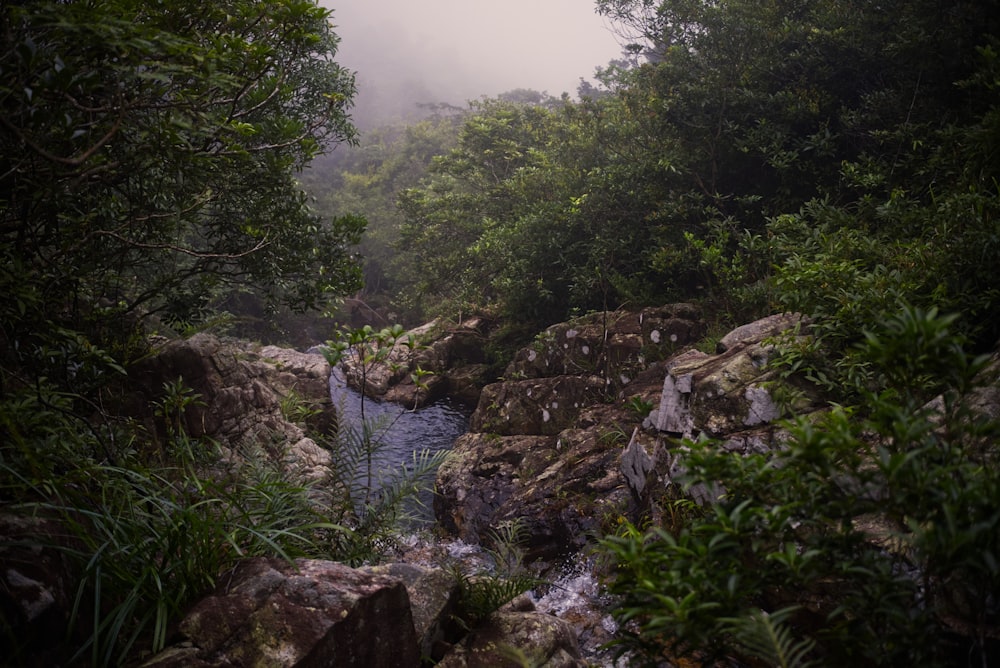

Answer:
[600,306,1000,666]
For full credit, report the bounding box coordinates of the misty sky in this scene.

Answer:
[321,1,624,124]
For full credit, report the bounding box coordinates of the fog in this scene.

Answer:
[321,0,624,126]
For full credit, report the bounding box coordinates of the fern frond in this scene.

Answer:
[722,607,816,668]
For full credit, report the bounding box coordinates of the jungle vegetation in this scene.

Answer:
[3,0,1000,664]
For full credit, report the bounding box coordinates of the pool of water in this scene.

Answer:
[328,367,470,520]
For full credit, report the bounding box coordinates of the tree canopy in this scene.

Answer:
[333,0,997,354]
[1,0,364,375]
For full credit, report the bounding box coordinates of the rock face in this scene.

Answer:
[504,304,702,384]
[143,558,422,668]
[129,333,335,479]
[436,610,586,668]
[655,313,816,445]
[337,318,494,409]
[435,310,828,560]
[144,557,587,668]
[435,306,704,559]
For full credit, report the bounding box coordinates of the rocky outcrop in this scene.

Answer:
[143,557,587,668]
[143,558,422,668]
[470,375,606,436]
[436,610,586,668]
[434,310,824,560]
[337,318,494,408]
[504,304,701,384]
[361,563,460,661]
[654,312,812,440]
[435,306,704,560]
[128,333,335,479]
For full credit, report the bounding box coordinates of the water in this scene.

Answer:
[328,368,621,666]
[328,367,470,520]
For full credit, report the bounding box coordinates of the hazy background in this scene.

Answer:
[321,0,624,127]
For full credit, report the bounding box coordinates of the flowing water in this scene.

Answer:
[328,367,622,666]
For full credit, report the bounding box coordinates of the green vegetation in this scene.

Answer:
[601,306,1000,666]
[313,0,999,355]
[0,0,419,663]
[304,0,1000,664]
[4,0,1000,664]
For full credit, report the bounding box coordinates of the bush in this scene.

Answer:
[600,306,1000,666]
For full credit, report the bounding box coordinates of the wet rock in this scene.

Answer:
[435,428,631,560]
[436,611,586,668]
[144,558,420,668]
[337,318,492,408]
[361,563,461,661]
[435,433,558,545]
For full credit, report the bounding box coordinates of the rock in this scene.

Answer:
[145,558,421,668]
[0,516,77,666]
[435,433,558,545]
[128,334,333,479]
[435,429,631,560]
[504,304,702,382]
[470,375,606,436]
[258,345,338,436]
[655,315,816,439]
[436,611,586,668]
[361,563,461,661]
[716,312,807,353]
[337,318,492,408]
[446,364,494,408]
[621,427,654,498]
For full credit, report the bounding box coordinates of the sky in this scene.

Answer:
[320,0,625,125]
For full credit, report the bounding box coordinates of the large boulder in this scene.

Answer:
[504,304,702,383]
[470,375,606,436]
[655,314,815,439]
[435,421,639,560]
[143,558,422,668]
[337,318,493,408]
[128,334,333,479]
[436,312,820,561]
[361,563,461,662]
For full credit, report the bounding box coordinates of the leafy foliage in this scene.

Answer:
[451,520,541,630]
[601,306,1000,666]
[1,0,363,360]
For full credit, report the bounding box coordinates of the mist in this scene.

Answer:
[321,0,624,127]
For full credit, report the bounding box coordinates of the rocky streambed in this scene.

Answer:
[3,306,841,666]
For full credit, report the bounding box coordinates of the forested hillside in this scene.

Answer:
[317,0,1000,364]
[0,1,368,662]
[3,0,1000,664]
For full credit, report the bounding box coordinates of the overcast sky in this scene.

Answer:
[321,1,624,124]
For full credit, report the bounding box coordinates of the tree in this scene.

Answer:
[0,0,363,371]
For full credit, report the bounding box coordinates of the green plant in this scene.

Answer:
[601,305,1000,666]
[451,520,542,630]
[279,387,324,426]
[625,395,654,418]
[722,607,817,668]
[318,415,451,565]
[322,324,407,501]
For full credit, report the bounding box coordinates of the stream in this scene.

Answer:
[328,366,622,667]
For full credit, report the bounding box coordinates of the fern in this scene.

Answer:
[722,607,816,668]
